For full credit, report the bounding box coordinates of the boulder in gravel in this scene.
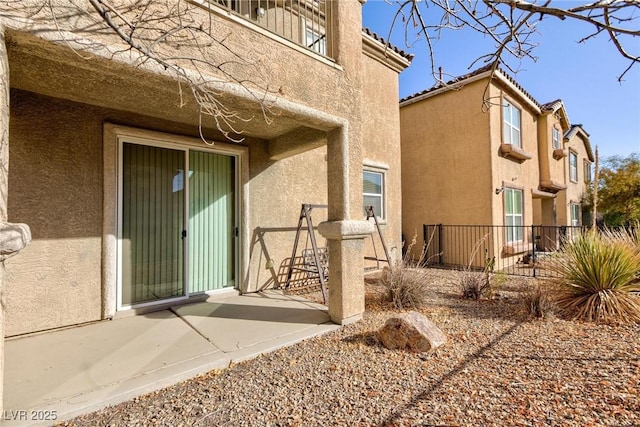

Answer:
[377,311,447,353]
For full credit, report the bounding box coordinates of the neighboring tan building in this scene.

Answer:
[560,124,595,227]
[399,64,592,267]
[0,0,411,406]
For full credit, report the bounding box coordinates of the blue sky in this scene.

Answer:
[362,1,640,159]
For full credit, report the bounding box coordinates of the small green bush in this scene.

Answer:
[547,229,640,323]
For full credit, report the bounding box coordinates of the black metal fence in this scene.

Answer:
[422,224,589,278]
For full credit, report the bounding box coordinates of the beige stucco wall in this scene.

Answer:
[400,77,546,266]
[561,132,592,226]
[2,0,406,334]
[400,79,494,256]
[537,113,567,191]
[361,53,404,266]
[7,90,104,336]
[488,83,540,229]
[5,88,330,336]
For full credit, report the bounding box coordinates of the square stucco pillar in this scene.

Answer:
[0,29,31,416]
[0,28,9,416]
[319,126,373,325]
[317,0,371,325]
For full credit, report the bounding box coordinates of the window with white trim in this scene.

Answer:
[584,160,592,182]
[363,170,384,220]
[305,26,326,55]
[552,127,561,150]
[569,151,578,182]
[503,100,522,148]
[504,188,523,243]
[571,203,581,226]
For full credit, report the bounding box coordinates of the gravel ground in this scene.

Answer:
[62,270,640,427]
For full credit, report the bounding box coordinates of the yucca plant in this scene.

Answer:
[546,229,640,323]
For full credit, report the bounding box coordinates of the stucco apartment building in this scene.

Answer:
[400,65,593,265]
[0,0,411,405]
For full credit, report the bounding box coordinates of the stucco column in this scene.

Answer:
[0,27,9,420]
[0,29,32,417]
[319,126,373,324]
[317,0,371,325]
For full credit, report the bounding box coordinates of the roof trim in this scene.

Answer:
[361,30,412,73]
[400,65,541,114]
[564,124,594,162]
[541,99,570,130]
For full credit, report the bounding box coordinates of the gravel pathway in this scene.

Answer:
[62,270,640,427]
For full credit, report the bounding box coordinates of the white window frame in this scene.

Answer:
[552,127,561,150]
[503,99,522,148]
[363,169,385,221]
[583,160,592,182]
[504,188,524,243]
[570,203,581,227]
[304,25,326,56]
[569,151,578,182]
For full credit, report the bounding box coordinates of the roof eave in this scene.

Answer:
[361,31,412,73]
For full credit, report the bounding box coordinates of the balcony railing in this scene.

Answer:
[212,0,334,59]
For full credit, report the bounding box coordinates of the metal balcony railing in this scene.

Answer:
[213,0,334,59]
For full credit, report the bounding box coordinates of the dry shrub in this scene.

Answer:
[459,233,496,301]
[379,235,434,309]
[460,272,492,301]
[522,283,556,319]
[545,228,640,323]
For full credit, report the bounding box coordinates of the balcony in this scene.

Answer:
[210,0,334,59]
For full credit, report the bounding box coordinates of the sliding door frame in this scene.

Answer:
[103,124,248,316]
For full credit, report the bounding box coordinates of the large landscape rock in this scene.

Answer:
[377,311,447,353]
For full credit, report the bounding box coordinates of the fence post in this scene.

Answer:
[438,224,443,265]
[531,225,536,278]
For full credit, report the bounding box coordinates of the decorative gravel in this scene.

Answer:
[62,270,640,426]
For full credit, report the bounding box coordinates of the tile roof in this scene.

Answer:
[564,124,595,162]
[362,28,414,61]
[540,99,563,112]
[399,62,541,109]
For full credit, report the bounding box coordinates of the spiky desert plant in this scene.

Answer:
[547,230,640,323]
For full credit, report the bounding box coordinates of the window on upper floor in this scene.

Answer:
[571,203,581,227]
[305,26,326,56]
[210,0,334,59]
[504,188,523,243]
[503,100,522,148]
[569,151,578,182]
[552,127,561,150]
[363,170,384,220]
[583,160,592,183]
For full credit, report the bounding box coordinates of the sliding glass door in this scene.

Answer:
[120,141,236,308]
[189,150,235,292]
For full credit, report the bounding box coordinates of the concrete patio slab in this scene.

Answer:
[172,290,335,354]
[4,291,338,426]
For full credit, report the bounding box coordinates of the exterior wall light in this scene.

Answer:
[495,187,505,195]
[256,7,265,17]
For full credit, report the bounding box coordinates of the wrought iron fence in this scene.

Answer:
[422,224,589,278]
[212,0,334,59]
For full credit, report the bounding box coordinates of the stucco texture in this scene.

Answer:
[400,79,493,253]
[361,53,403,265]
[7,90,103,336]
[2,0,401,334]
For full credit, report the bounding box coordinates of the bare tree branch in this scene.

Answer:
[386,0,640,85]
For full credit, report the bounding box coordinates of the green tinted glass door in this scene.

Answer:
[189,151,235,292]
[121,143,185,305]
